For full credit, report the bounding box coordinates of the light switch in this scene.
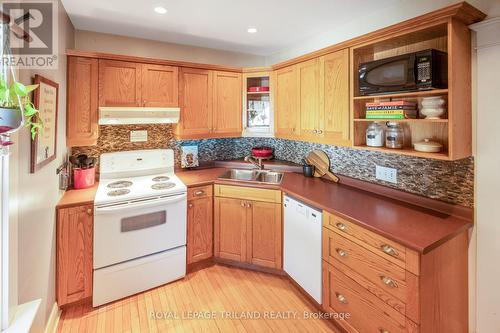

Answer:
[130,130,148,142]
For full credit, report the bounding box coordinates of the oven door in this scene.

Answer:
[93,193,187,269]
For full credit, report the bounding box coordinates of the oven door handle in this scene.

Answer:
[94,193,187,214]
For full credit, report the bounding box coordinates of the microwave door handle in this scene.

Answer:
[95,193,187,214]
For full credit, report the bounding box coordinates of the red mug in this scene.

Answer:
[73,167,95,189]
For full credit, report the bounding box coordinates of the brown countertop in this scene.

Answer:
[57,183,99,209]
[57,167,472,254]
[177,168,472,254]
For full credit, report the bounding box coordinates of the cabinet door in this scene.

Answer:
[247,201,282,269]
[56,205,93,306]
[297,58,321,141]
[67,56,99,147]
[214,197,247,262]
[187,197,213,264]
[141,64,179,107]
[274,66,299,138]
[213,71,242,136]
[318,49,350,146]
[176,68,213,138]
[98,59,142,107]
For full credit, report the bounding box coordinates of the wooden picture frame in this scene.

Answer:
[30,75,59,173]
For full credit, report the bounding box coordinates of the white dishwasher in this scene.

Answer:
[283,195,322,304]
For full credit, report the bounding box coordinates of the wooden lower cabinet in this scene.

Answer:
[322,212,469,333]
[187,185,213,264]
[56,204,93,306]
[214,185,282,269]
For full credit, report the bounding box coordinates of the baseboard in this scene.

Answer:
[44,302,61,333]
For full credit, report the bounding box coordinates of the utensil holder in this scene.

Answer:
[303,164,315,177]
[73,167,95,189]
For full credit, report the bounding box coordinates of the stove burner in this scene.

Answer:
[152,176,170,182]
[107,180,133,189]
[107,189,131,196]
[151,182,176,190]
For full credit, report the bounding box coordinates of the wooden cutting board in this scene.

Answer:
[306,150,339,183]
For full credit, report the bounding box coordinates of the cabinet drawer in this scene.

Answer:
[323,262,418,333]
[188,185,213,200]
[214,184,281,203]
[323,211,419,275]
[323,229,409,301]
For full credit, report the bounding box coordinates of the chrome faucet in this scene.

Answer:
[245,155,264,170]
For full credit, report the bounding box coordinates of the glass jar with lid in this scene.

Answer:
[365,122,385,147]
[385,122,404,149]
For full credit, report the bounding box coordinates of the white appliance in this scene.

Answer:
[93,149,187,307]
[98,107,180,125]
[283,195,323,304]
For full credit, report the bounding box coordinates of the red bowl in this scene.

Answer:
[251,146,273,158]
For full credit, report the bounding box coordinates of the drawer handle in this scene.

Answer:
[335,248,348,258]
[335,293,348,304]
[194,190,205,196]
[379,329,390,333]
[380,244,399,257]
[86,208,92,216]
[380,276,398,288]
[335,222,347,231]
[241,202,246,207]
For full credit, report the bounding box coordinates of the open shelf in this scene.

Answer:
[247,91,270,95]
[353,145,450,160]
[354,118,448,123]
[353,89,448,100]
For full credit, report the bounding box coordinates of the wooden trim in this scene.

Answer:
[66,49,243,73]
[186,257,215,274]
[272,2,485,70]
[214,184,282,203]
[213,257,285,276]
[242,66,273,73]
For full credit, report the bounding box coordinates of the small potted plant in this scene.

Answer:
[0,77,43,139]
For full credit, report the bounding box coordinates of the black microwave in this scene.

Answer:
[358,49,447,96]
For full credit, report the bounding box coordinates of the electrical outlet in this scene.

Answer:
[375,165,397,184]
[130,130,148,142]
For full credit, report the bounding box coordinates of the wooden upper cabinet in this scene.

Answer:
[318,49,350,146]
[98,59,142,107]
[141,64,178,107]
[274,66,299,138]
[176,68,213,138]
[297,58,321,140]
[57,205,93,306]
[67,56,99,147]
[213,71,242,135]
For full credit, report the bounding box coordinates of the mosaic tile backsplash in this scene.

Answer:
[72,125,474,207]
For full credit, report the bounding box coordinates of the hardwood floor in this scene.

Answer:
[57,264,339,333]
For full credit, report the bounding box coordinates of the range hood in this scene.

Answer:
[98,107,180,125]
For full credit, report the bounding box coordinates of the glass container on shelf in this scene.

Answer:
[385,122,405,149]
[244,75,272,135]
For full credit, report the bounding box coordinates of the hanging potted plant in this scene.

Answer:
[0,77,43,139]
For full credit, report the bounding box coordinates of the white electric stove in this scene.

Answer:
[93,149,187,307]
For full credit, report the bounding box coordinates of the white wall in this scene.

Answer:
[471,17,500,333]
[266,0,500,64]
[74,30,266,67]
[12,1,75,332]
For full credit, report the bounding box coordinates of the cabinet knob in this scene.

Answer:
[143,99,146,106]
[335,222,347,231]
[380,244,398,257]
[241,202,246,207]
[86,208,92,216]
[336,248,348,258]
[380,276,398,288]
[246,203,252,208]
[188,203,193,208]
[336,293,348,304]
[317,129,323,135]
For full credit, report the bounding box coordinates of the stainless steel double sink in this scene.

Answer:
[217,169,284,185]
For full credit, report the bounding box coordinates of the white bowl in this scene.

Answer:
[421,96,446,108]
[420,107,446,119]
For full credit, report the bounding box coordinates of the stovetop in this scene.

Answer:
[94,173,187,206]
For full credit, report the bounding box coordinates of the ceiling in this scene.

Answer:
[60,0,399,56]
